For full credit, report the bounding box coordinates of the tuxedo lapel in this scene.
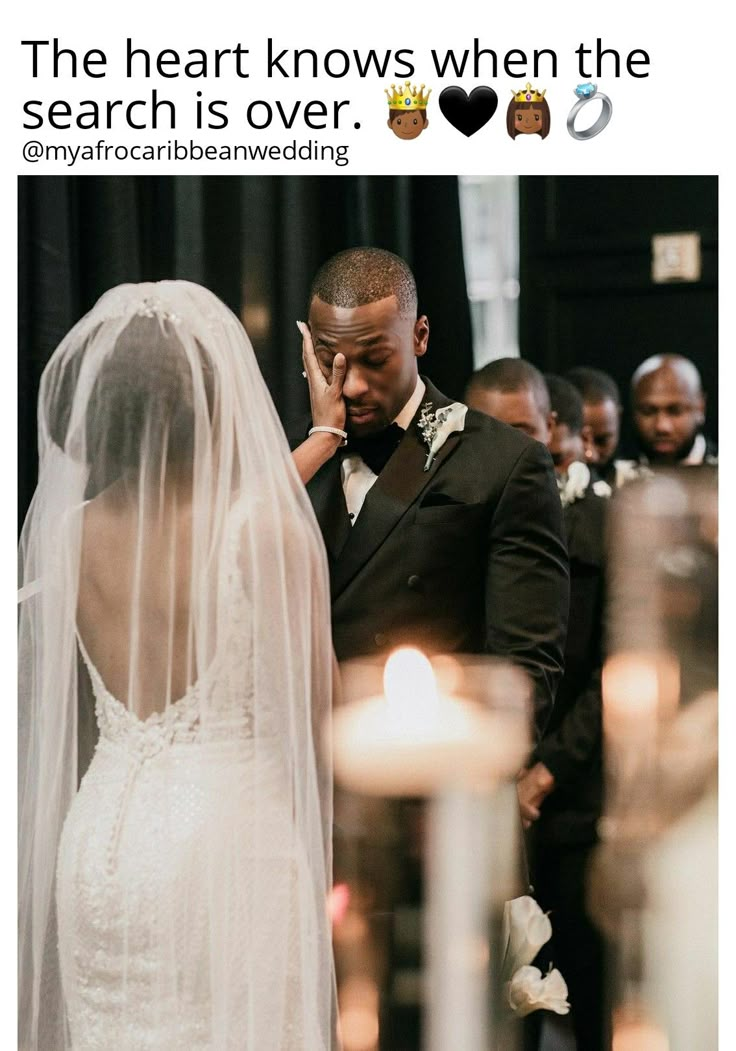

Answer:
[330,379,464,599]
[306,455,351,561]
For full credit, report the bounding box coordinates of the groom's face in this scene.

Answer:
[308,295,429,435]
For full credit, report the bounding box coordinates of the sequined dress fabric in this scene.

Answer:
[55,510,322,1050]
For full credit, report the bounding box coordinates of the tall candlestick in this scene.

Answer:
[426,789,494,1051]
[332,648,531,1051]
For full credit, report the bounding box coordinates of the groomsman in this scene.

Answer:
[467,359,609,1051]
[544,373,596,473]
[629,353,717,467]
[566,366,623,485]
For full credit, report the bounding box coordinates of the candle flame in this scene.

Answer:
[603,651,680,727]
[612,1016,669,1051]
[338,977,380,1051]
[383,648,440,729]
[603,654,660,719]
[328,882,351,926]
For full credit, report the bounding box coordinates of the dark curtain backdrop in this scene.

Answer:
[18,175,473,526]
[518,175,718,457]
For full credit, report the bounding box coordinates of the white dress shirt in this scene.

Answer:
[341,378,426,524]
[681,432,707,465]
[614,432,712,488]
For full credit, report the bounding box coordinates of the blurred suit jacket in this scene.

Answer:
[534,481,607,841]
[291,378,569,737]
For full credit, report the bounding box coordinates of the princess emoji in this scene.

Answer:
[507,82,550,139]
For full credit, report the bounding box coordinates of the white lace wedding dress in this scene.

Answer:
[55,505,327,1051]
[20,282,335,1050]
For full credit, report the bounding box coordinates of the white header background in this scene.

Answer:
[5,6,732,175]
[4,0,732,1042]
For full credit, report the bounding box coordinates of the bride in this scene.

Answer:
[18,282,339,1049]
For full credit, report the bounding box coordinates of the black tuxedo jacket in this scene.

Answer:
[290,378,569,737]
[534,484,607,843]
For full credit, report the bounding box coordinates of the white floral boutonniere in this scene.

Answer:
[613,458,654,490]
[558,460,612,507]
[417,401,468,471]
[501,895,570,1019]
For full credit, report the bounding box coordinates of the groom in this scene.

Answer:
[291,247,568,1047]
[293,247,569,734]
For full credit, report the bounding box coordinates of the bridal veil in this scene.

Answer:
[18,281,336,1048]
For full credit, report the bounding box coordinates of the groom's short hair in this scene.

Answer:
[309,247,418,318]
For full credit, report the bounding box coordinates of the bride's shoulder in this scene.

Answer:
[226,488,317,563]
[227,487,294,526]
[80,490,147,545]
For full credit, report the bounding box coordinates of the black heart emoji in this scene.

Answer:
[439,86,499,137]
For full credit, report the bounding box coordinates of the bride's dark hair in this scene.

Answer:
[81,314,216,492]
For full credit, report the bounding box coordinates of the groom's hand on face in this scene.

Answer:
[298,321,347,432]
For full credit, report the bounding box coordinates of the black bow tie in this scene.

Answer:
[343,423,405,475]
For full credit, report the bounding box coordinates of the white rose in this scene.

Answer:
[501,895,552,979]
[422,402,468,470]
[560,460,591,506]
[507,965,571,1018]
[614,459,654,489]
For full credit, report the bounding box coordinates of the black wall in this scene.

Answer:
[519,176,718,454]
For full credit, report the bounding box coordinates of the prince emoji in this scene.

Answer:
[385,81,431,139]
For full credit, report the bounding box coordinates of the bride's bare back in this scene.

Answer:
[77,484,197,719]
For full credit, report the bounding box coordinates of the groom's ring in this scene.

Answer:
[567,83,612,141]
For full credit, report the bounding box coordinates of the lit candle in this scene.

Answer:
[612,1012,670,1051]
[602,651,680,740]
[602,651,681,835]
[332,648,529,796]
[338,976,380,1051]
[642,739,717,1051]
[332,648,531,1051]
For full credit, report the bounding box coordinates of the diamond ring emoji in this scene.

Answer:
[566,82,612,140]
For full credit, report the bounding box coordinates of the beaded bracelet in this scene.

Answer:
[308,426,348,446]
